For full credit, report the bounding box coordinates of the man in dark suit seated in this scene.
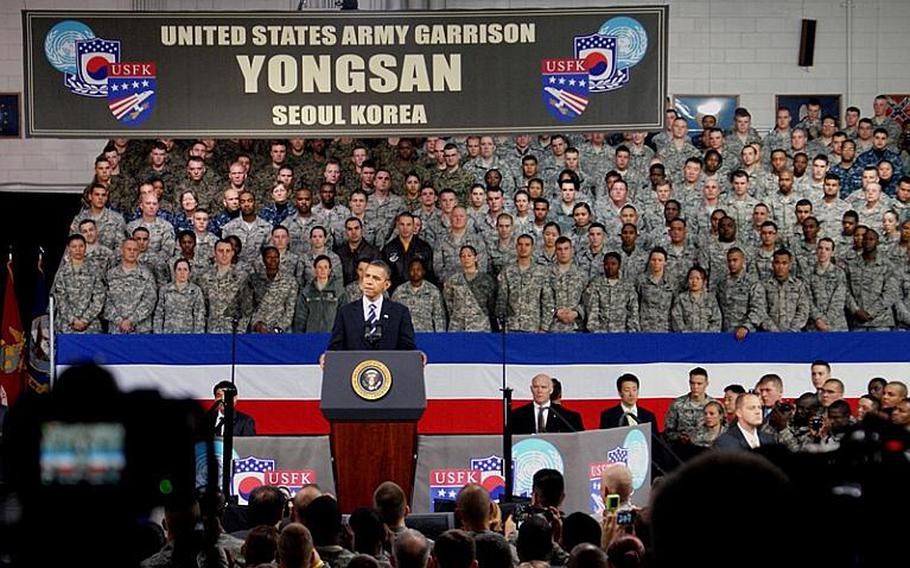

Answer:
[512,373,584,434]
[325,260,416,354]
[599,373,657,430]
[207,380,257,437]
[714,392,775,451]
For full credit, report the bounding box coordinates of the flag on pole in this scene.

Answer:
[28,250,51,394]
[1,255,27,405]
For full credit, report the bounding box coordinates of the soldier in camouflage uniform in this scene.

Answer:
[671,266,723,332]
[487,213,518,279]
[174,156,221,213]
[292,254,346,333]
[495,234,547,332]
[541,237,586,332]
[392,258,447,332]
[312,182,352,245]
[76,219,118,276]
[845,229,899,330]
[726,108,763,158]
[583,252,639,332]
[662,218,700,292]
[248,247,299,333]
[575,223,609,283]
[168,230,213,284]
[126,190,176,260]
[806,237,848,331]
[761,108,793,163]
[221,191,274,265]
[52,235,106,333]
[366,169,407,245]
[153,258,206,333]
[444,245,496,331]
[435,207,489,283]
[433,143,476,206]
[894,247,910,329]
[198,239,252,333]
[757,249,811,331]
[70,184,127,251]
[715,247,762,338]
[636,247,676,332]
[104,238,158,334]
[658,118,701,184]
[301,226,344,284]
[287,188,333,256]
[664,367,716,444]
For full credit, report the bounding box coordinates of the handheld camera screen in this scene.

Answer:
[40,422,126,485]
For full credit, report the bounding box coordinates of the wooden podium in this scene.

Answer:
[321,350,425,513]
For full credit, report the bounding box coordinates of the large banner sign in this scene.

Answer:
[412,425,652,514]
[23,8,668,137]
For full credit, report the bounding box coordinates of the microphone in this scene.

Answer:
[363,323,383,345]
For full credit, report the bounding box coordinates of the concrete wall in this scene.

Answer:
[2,0,909,191]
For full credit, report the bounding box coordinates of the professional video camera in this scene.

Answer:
[3,363,204,567]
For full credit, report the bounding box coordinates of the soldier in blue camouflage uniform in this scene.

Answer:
[715,247,762,340]
[756,249,811,331]
[671,266,722,332]
[806,237,848,331]
[845,229,899,330]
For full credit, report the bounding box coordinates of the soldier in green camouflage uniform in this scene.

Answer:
[392,258,447,332]
[52,235,106,333]
[153,258,206,333]
[104,239,158,334]
[70,184,127,251]
[542,237,587,332]
[221,191,274,265]
[495,235,547,332]
[198,239,252,333]
[248,247,299,333]
[444,245,496,331]
[664,367,716,444]
[126,191,176,260]
[583,252,639,332]
[433,143,476,206]
[636,247,676,332]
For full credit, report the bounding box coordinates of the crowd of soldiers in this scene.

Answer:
[53,95,910,334]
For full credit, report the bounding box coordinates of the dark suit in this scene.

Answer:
[511,403,583,434]
[599,404,657,430]
[713,424,775,451]
[327,298,416,351]
[206,406,257,437]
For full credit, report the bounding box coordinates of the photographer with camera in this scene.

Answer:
[754,374,799,451]
[802,400,853,452]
